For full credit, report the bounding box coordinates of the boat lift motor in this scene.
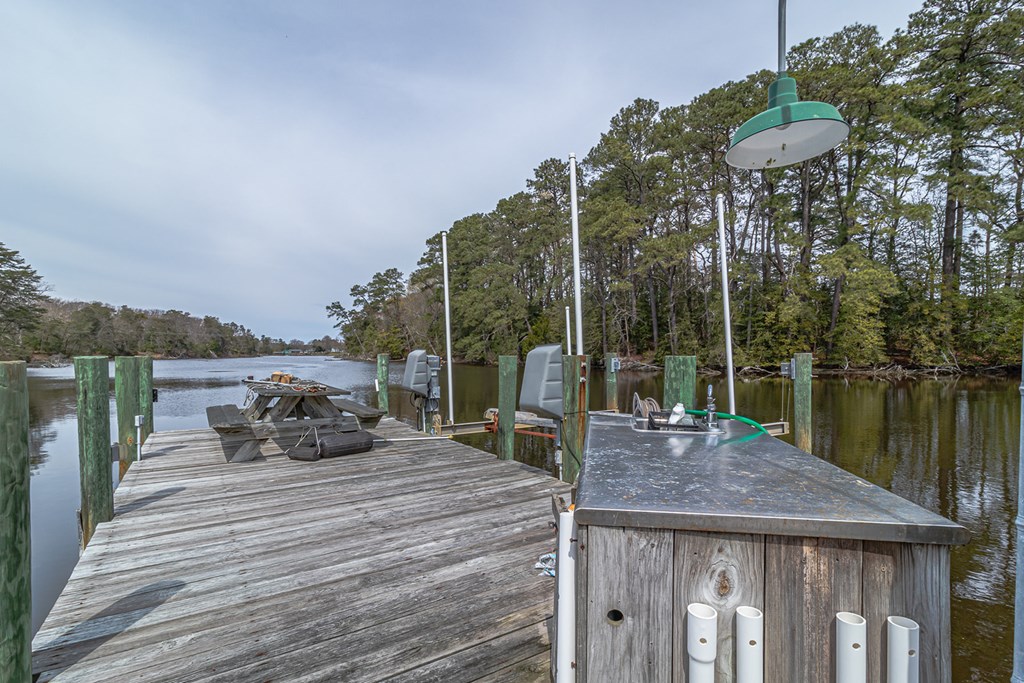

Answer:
[519,344,565,471]
[402,349,441,433]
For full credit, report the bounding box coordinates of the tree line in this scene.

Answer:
[0,242,335,360]
[330,0,1024,369]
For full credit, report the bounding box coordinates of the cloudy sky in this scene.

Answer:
[1,1,925,341]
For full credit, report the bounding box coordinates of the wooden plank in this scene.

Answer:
[498,356,516,460]
[766,535,862,682]
[376,354,390,413]
[242,395,271,421]
[863,540,896,683]
[74,356,113,547]
[672,531,764,682]
[0,361,31,683]
[115,356,142,477]
[663,355,696,410]
[863,541,951,683]
[605,353,618,411]
[561,354,589,484]
[265,395,301,421]
[137,356,154,445]
[586,526,673,683]
[794,352,813,453]
[31,419,569,682]
[575,525,588,682]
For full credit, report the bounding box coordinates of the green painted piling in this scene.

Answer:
[137,356,154,447]
[75,356,113,547]
[1,361,31,683]
[794,352,813,453]
[663,355,697,410]
[115,356,141,478]
[498,356,516,461]
[605,354,618,412]
[376,354,389,414]
[561,355,589,484]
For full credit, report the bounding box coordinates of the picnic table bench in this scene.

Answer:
[205,379,380,463]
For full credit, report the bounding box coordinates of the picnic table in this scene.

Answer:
[205,378,385,463]
[241,379,351,422]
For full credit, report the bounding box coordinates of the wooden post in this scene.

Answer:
[75,356,113,547]
[794,352,813,453]
[376,354,389,414]
[0,361,31,683]
[663,355,697,409]
[137,355,154,447]
[115,356,141,478]
[561,354,589,484]
[605,354,618,412]
[498,356,516,461]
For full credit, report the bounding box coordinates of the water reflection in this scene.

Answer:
[24,357,1018,680]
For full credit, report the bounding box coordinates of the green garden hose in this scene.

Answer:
[685,409,769,434]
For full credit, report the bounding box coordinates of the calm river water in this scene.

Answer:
[25,355,1018,681]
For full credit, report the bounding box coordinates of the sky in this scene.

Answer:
[0,1,927,341]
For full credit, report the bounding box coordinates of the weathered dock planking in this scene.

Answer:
[32,418,568,682]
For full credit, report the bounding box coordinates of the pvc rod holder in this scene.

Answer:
[687,602,718,683]
[736,605,764,683]
[887,616,919,683]
[836,612,867,683]
[555,510,577,682]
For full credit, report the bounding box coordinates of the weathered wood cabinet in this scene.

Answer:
[570,412,969,683]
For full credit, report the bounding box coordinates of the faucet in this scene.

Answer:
[704,384,719,429]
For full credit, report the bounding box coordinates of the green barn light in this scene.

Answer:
[725,0,850,169]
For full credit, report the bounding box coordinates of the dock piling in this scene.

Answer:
[497,356,516,460]
[664,355,697,410]
[561,354,589,484]
[605,354,618,412]
[75,356,113,547]
[376,354,389,414]
[1,361,31,683]
[115,356,142,477]
[137,356,154,446]
[794,352,812,453]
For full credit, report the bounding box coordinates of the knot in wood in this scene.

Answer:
[716,569,731,596]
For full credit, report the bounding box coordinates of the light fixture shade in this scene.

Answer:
[726,76,850,169]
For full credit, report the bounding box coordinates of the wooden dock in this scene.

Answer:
[31,418,568,682]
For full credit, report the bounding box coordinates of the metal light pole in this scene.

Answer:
[716,195,736,415]
[441,231,455,424]
[569,153,584,355]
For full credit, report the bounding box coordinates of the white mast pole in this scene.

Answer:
[716,195,736,415]
[564,306,572,355]
[569,153,584,356]
[441,231,455,424]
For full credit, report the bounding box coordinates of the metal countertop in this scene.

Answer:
[573,412,970,546]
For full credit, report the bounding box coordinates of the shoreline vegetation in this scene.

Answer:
[329,2,1024,375]
[335,352,1021,379]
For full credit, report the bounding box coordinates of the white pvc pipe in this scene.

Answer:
[555,510,577,683]
[887,616,920,683]
[716,195,736,415]
[836,612,867,683]
[564,306,572,355]
[135,414,144,462]
[441,231,455,424]
[736,605,764,683]
[569,153,584,356]
[687,603,718,683]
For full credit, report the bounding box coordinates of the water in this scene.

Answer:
[25,357,1018,680]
